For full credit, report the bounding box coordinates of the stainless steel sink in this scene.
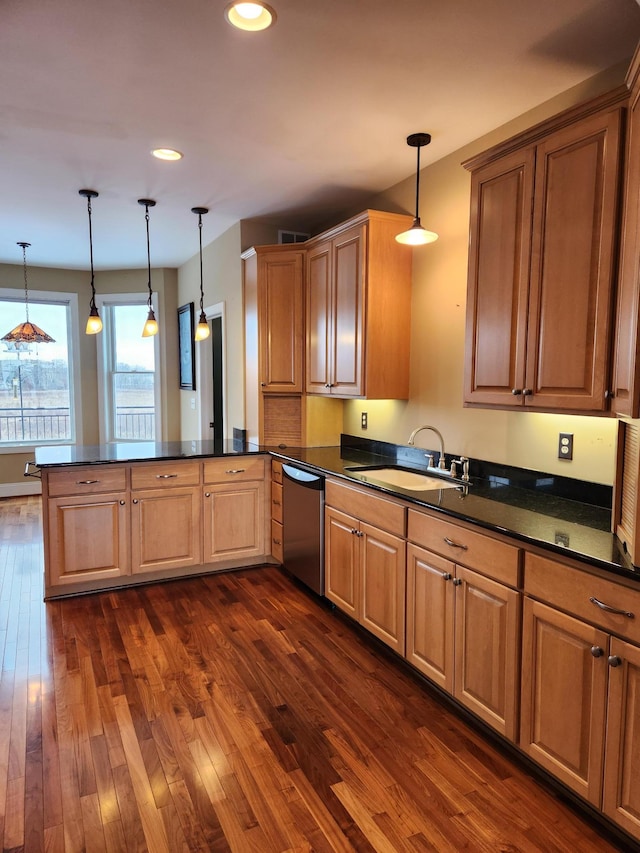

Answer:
[344,465,462,491]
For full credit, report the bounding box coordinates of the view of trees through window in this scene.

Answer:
[0,299,72,444]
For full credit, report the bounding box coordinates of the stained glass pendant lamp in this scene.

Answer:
[395,132,439,246]
[1,242,55,344]
[138,198,158,337]
[191,206,210,342]
[79,189,103,334]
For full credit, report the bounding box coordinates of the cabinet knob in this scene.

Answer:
[442,572,452,581]
[452,578,462,586]
[511,389,522,396]
[605,390,614,399]
[522,388,533,396]
[273,538,281,545]
[608,655,622,668]
[590,645,603,658]
[261,382,266,387]
[132,499,139,504]
[119,500,126,506]
[351,528,357,535]
[205,492,211,497]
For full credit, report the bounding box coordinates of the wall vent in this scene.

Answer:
[278,230,310,244]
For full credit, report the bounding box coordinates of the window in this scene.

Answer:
[97,296,161,443]
[0,290,79,448]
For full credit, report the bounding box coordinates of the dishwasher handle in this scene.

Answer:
[282,463,325,490]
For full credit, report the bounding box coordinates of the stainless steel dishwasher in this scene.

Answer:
[282,463,325,596]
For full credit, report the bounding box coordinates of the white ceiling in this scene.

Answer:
[2,0,640,271]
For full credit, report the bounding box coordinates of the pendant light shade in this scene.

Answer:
[138,198,158,337]
[79,189,103,335]
[191,206,210,342]
[395,132,438,246]
[1,242,55,345]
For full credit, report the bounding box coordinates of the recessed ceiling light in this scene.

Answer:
[151,148,183,161]
[225,2,276,31]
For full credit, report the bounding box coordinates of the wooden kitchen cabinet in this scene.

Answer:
[130,461,202,574]
[406,512,521,741]
[202,456,266,564]
[465,93,624,412]
[306,210,413,399]
[522,550,640,837]
[325,480,406,653]
[270,459,284,563]
[612,48,640,417]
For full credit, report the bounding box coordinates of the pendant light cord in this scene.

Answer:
[198,212,204,313]
[86,196,97,311]
[19,243,30,323]
[144,203,152,310]
[414,143,421,221]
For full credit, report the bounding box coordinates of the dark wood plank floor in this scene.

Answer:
[0,495,631,852]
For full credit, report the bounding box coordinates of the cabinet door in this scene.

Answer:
[131,487,202,574]
[603,637,640,836]
[306,240,332,395]
[612,67,640,417]
[454,566,520,741]
[331,224,365,396]
[520,597,608,805]
[526,109,622,411]
[47,492,129,587]
[325,506,359,618]
[202,481,265,563]
[359,521,406,654]
[464,147,534,406]
[406,544,455,692]
[258,250,304,392]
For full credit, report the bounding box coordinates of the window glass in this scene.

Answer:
[106,303,156,441]
[0,298,73,445]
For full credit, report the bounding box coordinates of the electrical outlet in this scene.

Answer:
[361,412,368,430]
[558,432,573,460]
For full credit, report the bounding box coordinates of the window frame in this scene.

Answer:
[95,293,162,445]
[0,288,82,453]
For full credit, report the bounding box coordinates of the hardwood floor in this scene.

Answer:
[0,495,631,852]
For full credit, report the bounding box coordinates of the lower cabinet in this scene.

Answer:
[46,491,130,587]
[131,487,202,574]
[325,481,406,654]
[406,541,521,741]
[522,551,640,839]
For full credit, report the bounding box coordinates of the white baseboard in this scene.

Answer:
[0,480,42,498]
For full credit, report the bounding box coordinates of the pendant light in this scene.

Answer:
[191,206,210,342]
[138,198,158,337]
[79,189,102,335]
[395,132,438,246]
[1,242,55,345]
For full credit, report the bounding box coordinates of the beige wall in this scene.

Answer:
[342,63,628,486]
[0,264,180,488]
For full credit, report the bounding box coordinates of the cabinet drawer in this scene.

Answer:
[272,459,283,484]
[47,465,126,497]
[271,520,283,563]
[203,456,265,484]
[131,461,200,490]
[407,509,520,587]
[326,479,405,537]
[271,482,283,523]
[524,552,640,645]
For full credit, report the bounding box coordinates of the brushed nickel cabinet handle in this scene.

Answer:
[225,469,246,475]
[522,388,533,396]
[442,572,452,581]
[511,389,522,396]
[76,479,99,485]
[156,473,178,479]
[608,655,622,668]
[589,597,634,619]
[273,538,281,545]
[273,500,281,506]
[444,537,468,551]
[453,577,463,586]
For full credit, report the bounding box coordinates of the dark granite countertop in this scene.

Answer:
[268,444,638,584]
[34,439,262,467]
[33,436,637,584]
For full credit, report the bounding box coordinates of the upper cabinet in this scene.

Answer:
[306,210,413,400]
[612,49,640,418]
[464,91,626,413]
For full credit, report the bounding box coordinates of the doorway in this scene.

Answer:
[197,302,226,444]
